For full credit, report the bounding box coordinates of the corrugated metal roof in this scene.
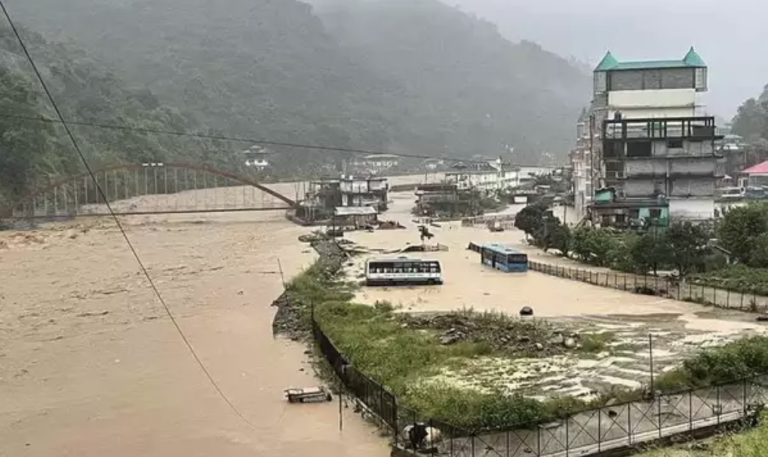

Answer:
[743,161,768,175]
[334,206,378,216]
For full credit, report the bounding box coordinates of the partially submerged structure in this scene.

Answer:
[296,175,389,224]
[588,187,669,229]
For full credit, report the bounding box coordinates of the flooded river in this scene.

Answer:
[0,175,764,456]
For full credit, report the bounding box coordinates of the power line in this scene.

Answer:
[0,110,494,165]
[0,1,257,430]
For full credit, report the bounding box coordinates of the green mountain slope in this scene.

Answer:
[9,0,589,166]
[0,25,234,205]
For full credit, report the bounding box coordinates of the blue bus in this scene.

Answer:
[480,244,528,272]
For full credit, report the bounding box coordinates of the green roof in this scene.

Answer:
[595,47,706,72]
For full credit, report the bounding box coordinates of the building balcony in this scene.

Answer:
[603,116,723,141]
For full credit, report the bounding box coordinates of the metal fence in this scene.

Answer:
[529,261,768,313]
[311,316,398,430]
[311,313,767,457]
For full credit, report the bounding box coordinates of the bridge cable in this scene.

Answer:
[0,111,497,165]
[0,0,258,431]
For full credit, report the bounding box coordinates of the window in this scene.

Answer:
[667,139,683,149]
[508,254,527,263]
[627,142,652,158]
[649,208,662,219]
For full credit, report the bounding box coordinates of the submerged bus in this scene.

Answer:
[365,257,443,286]
[480,244,528,273]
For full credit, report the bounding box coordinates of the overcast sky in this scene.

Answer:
[445,0,764,119]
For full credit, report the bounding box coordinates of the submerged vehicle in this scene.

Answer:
[365,256,443,286]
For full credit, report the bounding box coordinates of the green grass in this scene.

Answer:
[655,336,768,391]
[640,414,768,457]
[691,265,768,297]
[285,256,611,430]
[580,331,615,353]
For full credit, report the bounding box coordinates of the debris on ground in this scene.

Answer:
[398,312,582,357]
[378,220,406,230]
[271,292,305,340]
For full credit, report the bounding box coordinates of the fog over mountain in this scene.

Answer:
[445,0,765,118]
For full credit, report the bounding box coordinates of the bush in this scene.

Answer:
[655,336,768,390]
[570,227,618,266]
[691,264,768,296]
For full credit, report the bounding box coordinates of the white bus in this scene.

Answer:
[365,257,443,286]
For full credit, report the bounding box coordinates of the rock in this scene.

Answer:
[563,338,577,349]
[549,334,565,345]
[535,343,544,351]
[440,333,462,345]
[519,306,533,316]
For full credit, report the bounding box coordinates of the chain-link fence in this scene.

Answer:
[529,261,768,313]
[311,312,767,457]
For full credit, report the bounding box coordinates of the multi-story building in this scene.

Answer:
[445,157,520,194]
[584,47,722,222]
[338,175,389,210]
[571,109,594,213]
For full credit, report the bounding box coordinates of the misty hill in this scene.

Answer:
[0,25,235,204]
[10,0,589,167]
[731,85,768,145]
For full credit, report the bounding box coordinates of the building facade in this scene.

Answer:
[581,48,722,221]
[445,157,520,194]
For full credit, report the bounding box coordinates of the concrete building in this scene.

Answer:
[445,157,520,194]
[581,47,722,221]
[338,175,389,210]
[571,109,594,213]
[301,175,389,222]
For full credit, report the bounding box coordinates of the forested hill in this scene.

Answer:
[311,0,591,158]
[10,0,590,165]
[0,24,238,206]
[731,84,768,145]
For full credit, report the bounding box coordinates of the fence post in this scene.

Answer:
[688,390,693,431]
[743,378,748,415]
[565,417,569,457]
[623,275,627,290]
[741,292,745,310]
[727,289,731,309]
[597,407,602,453]
[714,287,718,307]
[627,402,632,445]
[716,385,721,425]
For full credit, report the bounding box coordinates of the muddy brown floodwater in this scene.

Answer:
[0,175,435,457]
[343,192,768,399]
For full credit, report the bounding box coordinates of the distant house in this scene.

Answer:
[742,161,768,188]
[444,157,519,194]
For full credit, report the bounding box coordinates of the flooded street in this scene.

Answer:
[344,192,768,399]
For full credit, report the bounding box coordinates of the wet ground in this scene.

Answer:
[341,192,768,399]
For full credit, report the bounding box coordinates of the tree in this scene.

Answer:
[539,218,571,256]
[570,227,616,267]
[514,204,546,239]
[717,203,768,266]
[629,230,670,275]
[665,222,711,277]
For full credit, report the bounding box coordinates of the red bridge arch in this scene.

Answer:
[3,162,299,219]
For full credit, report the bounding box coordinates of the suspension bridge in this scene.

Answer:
[2,163,299,220]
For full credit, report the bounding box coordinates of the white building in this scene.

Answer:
[581,47,721,220]
[445,157,520,193]
[338,175,389,209]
